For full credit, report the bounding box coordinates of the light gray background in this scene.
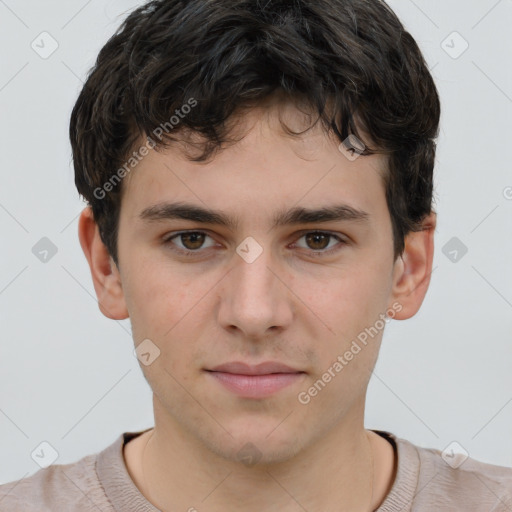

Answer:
[0,0,511,485]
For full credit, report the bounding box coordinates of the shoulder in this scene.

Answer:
[0,449,111,512]
[400,436,512,511]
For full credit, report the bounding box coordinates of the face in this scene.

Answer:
[81,100,433,465]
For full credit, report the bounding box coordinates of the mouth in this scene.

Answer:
[204,361,306,398]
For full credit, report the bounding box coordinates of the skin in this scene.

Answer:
[78,98,435,512]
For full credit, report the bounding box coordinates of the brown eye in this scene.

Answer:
[179,232,206,250]
[305,232,331,250]
[164,231,216,255]
[293,231,347,256]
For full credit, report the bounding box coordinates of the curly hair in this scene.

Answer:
[70,0,441,267]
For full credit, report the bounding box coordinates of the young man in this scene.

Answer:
[1,0,511,510]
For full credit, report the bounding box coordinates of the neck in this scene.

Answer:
[125,417,395,512]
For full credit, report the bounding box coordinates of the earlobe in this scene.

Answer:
[78,207,129,320]
[388,212,436,320]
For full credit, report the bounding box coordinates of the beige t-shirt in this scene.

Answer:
[0,429,511,511]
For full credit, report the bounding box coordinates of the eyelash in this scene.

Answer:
[162,230,348,258]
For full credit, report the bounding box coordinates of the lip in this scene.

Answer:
[207,361,303,375]
[205,361,306,398]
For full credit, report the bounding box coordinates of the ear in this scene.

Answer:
[78,206,129,320]
[388,212,436,320]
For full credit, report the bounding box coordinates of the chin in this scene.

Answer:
[219,439,304,467]
[203,420,305,467]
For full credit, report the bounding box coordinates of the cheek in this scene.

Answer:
[124,265,214,375]
[123,259,193,334]
[293,254,393,373]
[300,260,391,327]
[297,339,378,423]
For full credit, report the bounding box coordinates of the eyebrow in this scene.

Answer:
[139,201,370,231]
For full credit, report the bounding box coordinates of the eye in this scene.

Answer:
[292,231,347,256]
[163,231,217,255]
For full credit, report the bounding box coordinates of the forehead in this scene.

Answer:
[120,103,388,222]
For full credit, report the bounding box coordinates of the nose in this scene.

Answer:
[216,246,293,340]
